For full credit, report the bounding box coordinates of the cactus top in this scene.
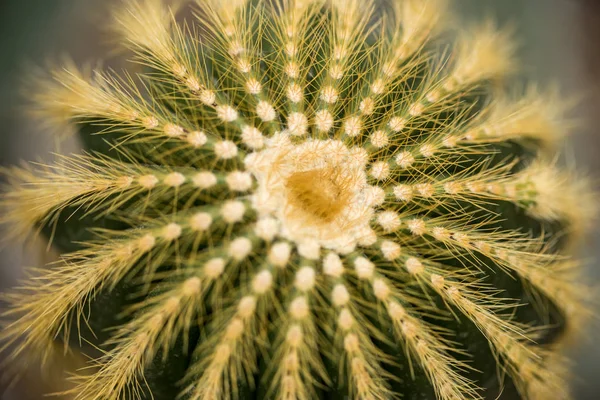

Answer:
[0,0,595,399]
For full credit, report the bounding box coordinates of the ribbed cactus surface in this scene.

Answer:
[0,0,595,399]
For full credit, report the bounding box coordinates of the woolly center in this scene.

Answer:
[285,167,351,225]
[245,134,376,254]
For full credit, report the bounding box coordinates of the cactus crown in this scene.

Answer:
[0,0,595,399]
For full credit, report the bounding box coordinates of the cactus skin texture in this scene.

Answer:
[0,0,596,399]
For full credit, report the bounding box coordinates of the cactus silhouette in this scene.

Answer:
[0,0,595,399]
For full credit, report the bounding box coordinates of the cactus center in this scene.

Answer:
[285,167,351,225]
[246,135,376,254]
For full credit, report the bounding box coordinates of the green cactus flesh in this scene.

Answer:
[0,0,595,399]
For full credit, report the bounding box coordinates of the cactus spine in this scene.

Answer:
[0,0,595,399]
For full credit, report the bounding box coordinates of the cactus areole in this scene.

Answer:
[0,0,595,399]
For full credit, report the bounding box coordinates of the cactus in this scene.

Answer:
[0,0,595,399]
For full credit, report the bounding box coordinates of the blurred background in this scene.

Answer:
[0,0,599,399]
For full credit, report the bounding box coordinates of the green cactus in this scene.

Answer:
[0,0,595,399]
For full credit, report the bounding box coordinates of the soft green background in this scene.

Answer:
[1,1,598,399]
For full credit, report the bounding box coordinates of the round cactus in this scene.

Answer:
[0,0,595,399]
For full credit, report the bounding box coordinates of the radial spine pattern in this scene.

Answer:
[0,0,595,399]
